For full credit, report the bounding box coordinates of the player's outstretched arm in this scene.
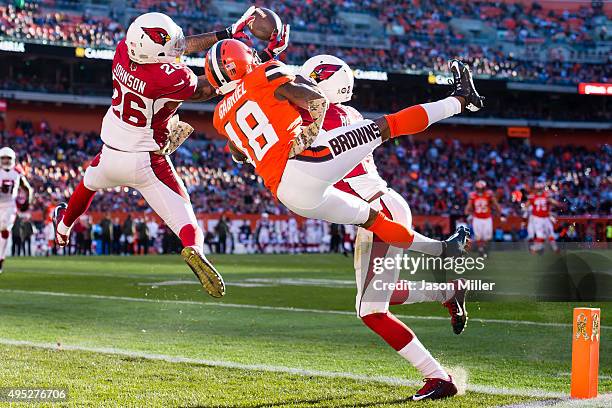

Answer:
[185,6,255,54]
[275,80,329,157]
[549,197,562,208]
[19,175,33,211]
[228,141,249,164]
[189,76,217,102]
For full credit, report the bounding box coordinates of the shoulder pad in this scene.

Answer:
[263,61,294,82]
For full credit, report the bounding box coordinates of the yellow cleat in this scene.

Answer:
[181,246,225,298]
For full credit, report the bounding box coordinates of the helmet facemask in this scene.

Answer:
[1,156,15,171]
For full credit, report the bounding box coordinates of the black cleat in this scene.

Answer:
[412,376,458,401]
[441,226,471,258]
[52,202,70,247]
[443,278,468,335]
[449,59,484,112]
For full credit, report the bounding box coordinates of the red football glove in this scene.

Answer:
[259,24,290,62]
[230,6,255,46]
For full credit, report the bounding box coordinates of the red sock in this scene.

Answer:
[179,224,204,249]
[384,105,429,138]
[361,312,414,351]
[366,212,414,248]
[63,180,96,227]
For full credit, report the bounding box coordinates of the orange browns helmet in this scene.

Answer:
[205,39,258,95]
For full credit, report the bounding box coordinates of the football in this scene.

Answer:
[247,7,282,41]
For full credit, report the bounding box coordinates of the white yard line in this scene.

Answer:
[1,289,610,330]
[0,337,568,399]
[497,394,612,408]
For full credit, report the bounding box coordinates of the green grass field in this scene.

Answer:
[0,254,610,407]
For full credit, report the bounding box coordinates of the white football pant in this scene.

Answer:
[472,216,493,242]
[276,120,382,225]
[354,189,411,317]
[84,145,197,236]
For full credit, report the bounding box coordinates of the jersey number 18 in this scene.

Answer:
[224,101,279,162]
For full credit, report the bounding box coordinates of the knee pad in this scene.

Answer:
[1,230,9,239]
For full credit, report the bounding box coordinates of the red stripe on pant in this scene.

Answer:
[361,312,414,351]
[149,153,188,201]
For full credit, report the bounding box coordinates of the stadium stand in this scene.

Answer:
[1,1,610,84]
[0,0,610,252]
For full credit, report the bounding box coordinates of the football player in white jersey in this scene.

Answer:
[0,147,33,273]
[52,11,288,297]
[298,56,470,401]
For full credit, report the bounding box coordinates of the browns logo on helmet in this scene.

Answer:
[142,27,171,46]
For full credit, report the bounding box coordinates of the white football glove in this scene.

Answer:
[230,6,256,40]
[155,115,194,156]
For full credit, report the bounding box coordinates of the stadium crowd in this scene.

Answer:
[0,117,609,253]
[3,119,610,219]
[1,1,609,84]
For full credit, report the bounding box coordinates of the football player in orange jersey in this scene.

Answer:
[527,181,561,253]
[207,39,483,255]
[465,180,502,256]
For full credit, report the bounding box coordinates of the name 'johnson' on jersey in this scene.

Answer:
[101,40,198,152]
[213,60,302,195]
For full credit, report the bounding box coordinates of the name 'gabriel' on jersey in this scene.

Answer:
[101,39,198,153]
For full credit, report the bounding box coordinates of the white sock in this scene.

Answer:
[401,285,453,304]
[421,97,462,124]
[399,337,449,380]
[57,220,71,235]
[0,236,8,260]
[409,231,443,256]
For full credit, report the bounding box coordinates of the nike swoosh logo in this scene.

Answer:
[174,80,185,87]
[454,301,464,316]
[412,390,436,401]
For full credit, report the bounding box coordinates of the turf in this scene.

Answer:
[0,253,610,407]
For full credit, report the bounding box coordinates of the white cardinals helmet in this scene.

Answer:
[0,147,16,170]
[299,55,354,104]
[125,13,186,64]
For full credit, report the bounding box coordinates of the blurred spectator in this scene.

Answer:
[99,213,113,255]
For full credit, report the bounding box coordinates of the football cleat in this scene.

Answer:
[181,246,226,298]
[441,226,470,258]
[443,278,468,335]
[448,59,484,112]
[52,202,70,248]
[412,376,458,401]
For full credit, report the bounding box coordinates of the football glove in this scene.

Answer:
[155,115,194,156]
[258,24,290,62]
[229,6,256,44]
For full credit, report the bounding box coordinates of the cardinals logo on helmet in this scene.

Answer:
[309,64,341,83]
[142,27,171,46]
